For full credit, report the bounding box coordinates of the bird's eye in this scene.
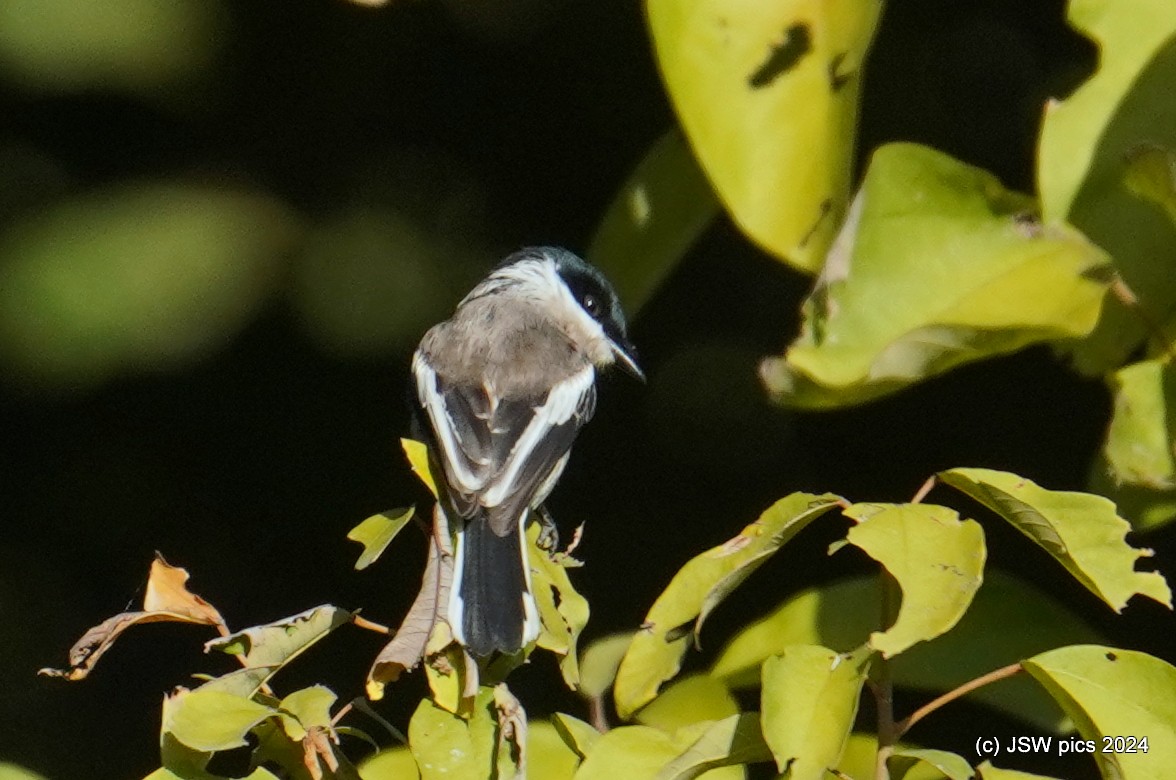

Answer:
[582,293,601,317]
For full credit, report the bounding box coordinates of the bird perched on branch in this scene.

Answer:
[412,246,643,657]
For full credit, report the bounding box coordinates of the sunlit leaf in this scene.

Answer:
[1023,645,1176,780]
[144,769,280,780]
[940,468,1172,611]
[889,748,973,780]
[1090,358,1176,531]
[840,503,985,658]
[551,713,600,761]
[613,493,843,719]
[976,762,1063,780]
[656,713,766,780]
[162,687,276,752]
[761,143,1110,408]
[635,674,738,735]
[528,522,590,689]
[0,182,296,387]
[408,690,498,780]
[588,129,718,313]
[38,553,225,681]
[349,507,415,571]
[205,605,354,689]
[646,0,883,271]
[0,763,50,780]
[358,746,420,780]
[276,685,336,742]
[528,721,581,780]
[761,646,870,778]
[571,725,680,780]
[1039,0,1176,373]
[578,632,634,701]
[711,571,1097,731]
[402,438,439,498]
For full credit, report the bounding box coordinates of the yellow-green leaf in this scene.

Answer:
[551,713,601,761]
[712,571,1097,731]
[572,725,681,780]
[528,522,590,689]
[761,645,870,778]
[761,143,1110,408]
[205,605,354,688]
[402,438,439,498]
[655,713,766,780]
[1124,143,1176,224]
[408,690,498,780]
[1039,0,1176,373]
[842,503,985,658]
[162,688,277,752]
[359,746,420,780]
[1023,645,1176,780]
[975,762,1062,780]
[635,674,739,735]
[613,493,843,719]
[1089,358,1176,531]
[940,468,1172,611]
[276,685,336,742]
[889,748,973,780]
[646,0,883,271]
[578,632,635,701]
[348,507,415,570]
[588,129,718,313]
[529,721,581,780]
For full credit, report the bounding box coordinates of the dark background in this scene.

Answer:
[1,1,1167,778]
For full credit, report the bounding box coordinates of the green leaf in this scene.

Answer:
[842,503,985,658]
[889,748,973,780]
[162,688,277,752]
[613,493,843,719]
[975,762,1063,780]
[588,129,718,313]
[402,438,439,498]
[572,725,682,780]
[528,522,591,689]
[0,763,50,780]
[144,769,280,780]
[348,508,415,570]
[635,674,739,735]
[408,691,499,780]
[646,0,882,271]
[1090,358,1176,531]
[205,605,355,688]
[761,143,1111,408]
[0,182,295,387]
[552,713,601,761]
[578,632,635,701]
[711,571,1100,732]
[277,685,336,742]
[1124,143,1176,224]
[1023,645,1176,780]
[939,468,1172,611]
[1039,0,1176,373]
[358,747,420,780]
[529,721,582,780]
[760,645,870,778]
[655,713,767,780]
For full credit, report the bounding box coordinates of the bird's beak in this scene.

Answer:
[610,339,645,383]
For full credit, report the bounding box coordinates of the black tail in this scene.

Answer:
[452,517,533,657]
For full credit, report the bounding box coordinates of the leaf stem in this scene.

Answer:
[894,662,1023,738]
[910,475,936,505]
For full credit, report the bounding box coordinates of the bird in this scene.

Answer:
[411,246,643,657]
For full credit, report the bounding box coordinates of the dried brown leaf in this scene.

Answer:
[40,553,225,681]
[366,506,455,699]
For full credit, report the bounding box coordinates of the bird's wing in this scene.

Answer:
[414,354,596,534]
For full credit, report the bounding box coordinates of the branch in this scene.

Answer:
[894,662,1023,738]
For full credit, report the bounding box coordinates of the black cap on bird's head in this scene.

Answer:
[501,246,644,382]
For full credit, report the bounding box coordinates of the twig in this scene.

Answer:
[894,662,1023,738]
[1111,273,1176,361]
[347,697,408,744]
[910,475,936,505]
[588,695,610,733]
[352,615,392,635]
